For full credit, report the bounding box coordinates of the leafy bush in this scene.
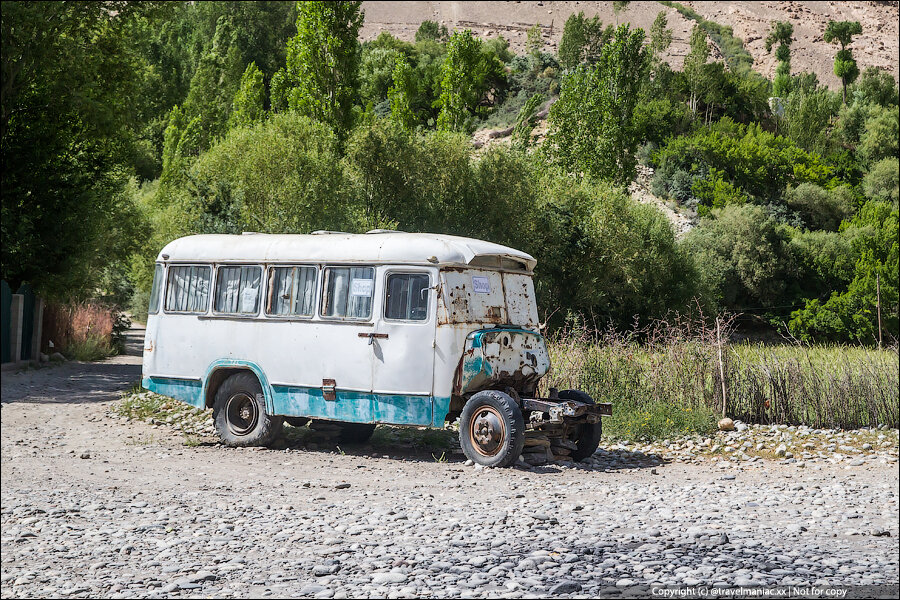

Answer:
[862,157,899,205]
[789,201,899,343]
[858,105,899,166]
[188,113,356,234]
[683,205,798,312]
[653,118,832,208]
[783,182,856,231]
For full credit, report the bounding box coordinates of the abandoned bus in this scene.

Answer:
[141,231,610,467]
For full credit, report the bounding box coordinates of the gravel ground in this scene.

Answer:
[2,329,898,598]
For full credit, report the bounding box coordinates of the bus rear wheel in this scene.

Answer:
[213,372,283,447]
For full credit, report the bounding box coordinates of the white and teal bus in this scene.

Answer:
[142,231,609,466]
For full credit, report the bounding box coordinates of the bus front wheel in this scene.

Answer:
[213,372,283,447]
[459,390,525,468]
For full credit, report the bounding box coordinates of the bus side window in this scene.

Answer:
[165,265,211,313]
[214,266,262,315]
[321,266,374,320]
[267,266,317,316]
[148,264,163,314]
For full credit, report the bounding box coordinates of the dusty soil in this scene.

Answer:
[1,328,898,598]
[359,1,899,88]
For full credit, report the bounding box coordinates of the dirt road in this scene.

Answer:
[2,328,898,598]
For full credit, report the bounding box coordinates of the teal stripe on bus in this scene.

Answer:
[271,385,451,428]
[142,376,204,408]
[143,376,453,428]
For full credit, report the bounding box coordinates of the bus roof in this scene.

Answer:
[156,232,537,271]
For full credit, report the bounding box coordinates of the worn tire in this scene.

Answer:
[337,422,377,444]
[212,372,283,447]
[559,389,603,462]
[459,390,525,467]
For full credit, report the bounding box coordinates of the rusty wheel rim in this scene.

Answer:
[469,405,506,457]
[225,392,258,436]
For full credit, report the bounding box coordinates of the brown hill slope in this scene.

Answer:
[359,1,899,88]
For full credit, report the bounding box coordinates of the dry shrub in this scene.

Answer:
[42,301,116,361]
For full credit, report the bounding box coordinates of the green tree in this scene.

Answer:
[415,20,448,44]
[277,1,364,135]
[858,105,899,166]
[851,66,899,107]
[824,20,863,104]
[558,11,610,70]
[612,1,630,25]
[684,24,709,118]
[526,24,544,56]
[1,1,157,295]
[683,205,798,311]
[188,113,355,234]
[228,62,266,129]
[388,54,418,130]
[862,158,899,205]
[436,30,489,133]
[789,201,898,343]
[548,24,648,185]
[511,93,545,149]
[765,21,794,97]
[647,11,672,80]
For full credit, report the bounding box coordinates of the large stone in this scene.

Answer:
[718,418,735,431]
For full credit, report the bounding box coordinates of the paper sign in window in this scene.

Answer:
[472,276,491,294]
[350,278,374,297]
[240,287,258,313]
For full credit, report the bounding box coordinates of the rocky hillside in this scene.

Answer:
[360,0,899,89]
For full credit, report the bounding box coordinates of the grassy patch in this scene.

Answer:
[64,335,115,361]
[604,401,718,441]
[544,324,899,431]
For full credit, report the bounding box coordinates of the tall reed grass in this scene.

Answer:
[543,316,899,435]
[42,302,120,361]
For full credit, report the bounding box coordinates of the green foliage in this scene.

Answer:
[659,1,755,76]
[530,175,696,326]
[632,98,691,148]
[1,1,155,297]
[511,93,545,149]
[690,169,749,213]
[684,24,709,118]
[188,113,356,235]
[228,62,266,129]
[388,54,418,131]
[780,87,841,154]
[789,201,898,343]
[652,119,832,209]
[783,183,856,231]
[647,11,673,79]
[415,20,448,44]
[436,30,505,133]
[851,67,899,108]
[862,158,899,205]
[548,24,648,185]
[824,20,863,103]
[858,105,899,166]
[526,24,544,55]
[279,1,364,136]
[558,12,612,70]
[765,21,794,97]
[684,205,798,311]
